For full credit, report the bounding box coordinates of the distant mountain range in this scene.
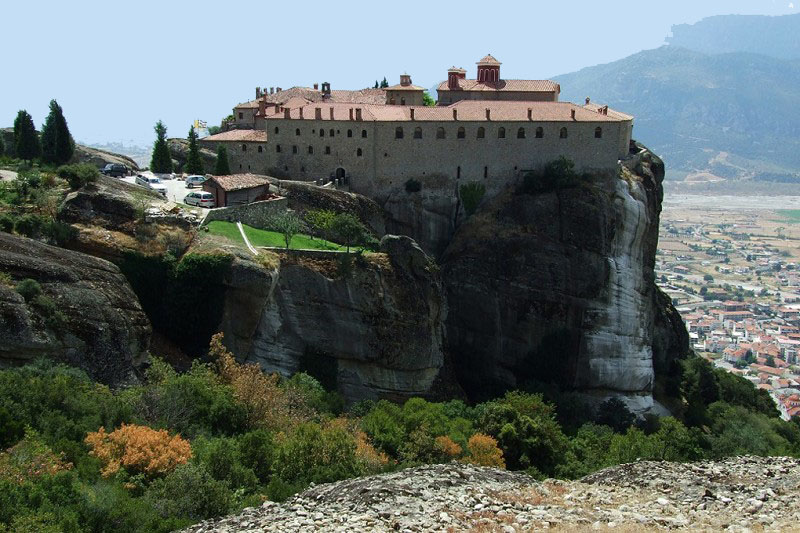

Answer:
[554,14,800,183]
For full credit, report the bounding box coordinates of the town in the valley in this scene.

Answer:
[658,196,800,419]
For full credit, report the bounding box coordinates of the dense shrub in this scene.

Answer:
[145,463,233,522]
[13,214,46,238]
[594,397,636,433]
[85,424,192,478]
[0,213,15,232]
[57,164,98,190]
[15,279,42,302]
[463,433,505,468]
[459,182,486,216]
[520,156,585,194]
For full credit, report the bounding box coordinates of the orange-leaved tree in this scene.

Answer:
[463,433,505,469]
[210,332,306,431]
[85,424,192,478]
[434,435,463,460]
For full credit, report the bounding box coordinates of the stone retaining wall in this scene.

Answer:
[202,197,288,229]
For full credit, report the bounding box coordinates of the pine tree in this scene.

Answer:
[374,80,379,89]
[214,145,230,175]
[380,77,389,88]
[13,110,41,161]
[185,126,204,175]
[0,134,4,157]
[40,99,75,164]
[150,120,173,173]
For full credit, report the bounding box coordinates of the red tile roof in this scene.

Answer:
[266,100,628,123]
[437,78,560,93]
[200,130,267,142]
[385,84,426,91]
[477,54,501,65]
[207,173,270,192]
[259,87,387,106]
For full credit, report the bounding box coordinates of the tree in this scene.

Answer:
[766,354,776,367]
[268,211,305,250]
[0,133,4,157]
[380,77,389,88]
[13,110,41,161]
[462,434,505,468]
[84,424,192,478]
[459,182,486,216]
[594,397,635,433]
[40,99,74,165]
[331,213,367,252]
[373,80,379,89]
[150,120,173,173]
[305,209,336,239]
[422,91,436,107]
[214,145,231,175]
[185,126,204,175]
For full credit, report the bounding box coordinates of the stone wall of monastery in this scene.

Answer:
[199,139,270,175]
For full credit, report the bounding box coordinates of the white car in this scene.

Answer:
[184,191,215,208]
[135,174,167,196]
[185,175,207,188]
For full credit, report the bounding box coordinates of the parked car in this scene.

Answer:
[135,174,167,196]
[101,163,129,177]
[185,175,207,188]
[184,191,215,208]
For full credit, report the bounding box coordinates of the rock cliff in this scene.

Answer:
[219,236,445,401]
[181,457,800,532]
[442,145,686,410]
[0,232,151,384]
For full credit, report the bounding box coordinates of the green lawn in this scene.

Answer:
[205,220,346,251]
[779,210,800,223]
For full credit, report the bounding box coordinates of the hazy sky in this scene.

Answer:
[3,0,795,146]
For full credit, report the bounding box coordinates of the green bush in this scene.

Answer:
[56,164,98,190]
[15,279,42,302]
[192,437,259,492]
[146,464,233,522]
[459,182,486,216]
[594,397,636,433]
[14,214,46,239]
[0,213,16,233]
[42,220,77,246]
[520,156,584,194]
[273,422,362,488]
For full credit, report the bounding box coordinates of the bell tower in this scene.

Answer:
[476,54,501,83]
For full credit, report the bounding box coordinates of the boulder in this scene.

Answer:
[0,233,151,385]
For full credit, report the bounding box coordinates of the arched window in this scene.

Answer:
[436,127,446,139]
[295,128,301,136]
[329,129,335,137]
[274,127,279,134]
[400,97,406,105]
[320,129,325,137]
[595,127,602,138]
[362,130,367,138]
[357,148,363,157]
[258,145,263,153]
[242,144,247,151]
[325,146,331,154]
[414,127,422,139]
[457,127,465,139]
[484,166,488,178]
[308,146,313,154]
[560,127,568,139]
[395,126,404,139]
[535,127,543,139]
[477,127,485,139]
[517,127,525,139]
[347,129,353,138]
[292,145,298,154]
[276,144,281,153]
[498,127,505,139]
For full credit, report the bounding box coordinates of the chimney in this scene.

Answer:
[453,108,458,120]
[527,108,532,120]
[486,108,491,120]
[270,87,274,94]
[284,108,290,119]
[299,107,304,118]
[314,83,319,90]
[315,107,322,120]
[329,108,334,120]
[410,108,415,120]
[571,109,576,120]
[355,108,362,121]
[602,105,609,115]
[258,100,266,115]
[585,96,591,105]
[256,87,261,98]
[277,87,282,92]
[349,108,354,120]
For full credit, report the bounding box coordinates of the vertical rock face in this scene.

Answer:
[0,233,151,384]
[441,147,685,410]
[219,237,446,402]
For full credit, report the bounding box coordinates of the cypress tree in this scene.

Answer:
[40,99,75,164]
[380,77,389,88]
[13,110,41,161]
[185,126,204,175]
[150,120,173,173]
[214,145,230,175]
[0,134,4,157]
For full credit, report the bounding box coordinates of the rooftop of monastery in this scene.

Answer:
[437,78,561,93]
[264,100,629,123]
[200,130,267,142]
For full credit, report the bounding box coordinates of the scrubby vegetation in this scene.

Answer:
[520,156,590,194]
[1,339,798,531]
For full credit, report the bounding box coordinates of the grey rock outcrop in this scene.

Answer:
[181,456,800,532]
[219,242,445,402]
[441,146,688,411]
[0,233,151,384]
[167,137,217,174]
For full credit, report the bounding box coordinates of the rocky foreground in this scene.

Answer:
[181,457,800,532]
